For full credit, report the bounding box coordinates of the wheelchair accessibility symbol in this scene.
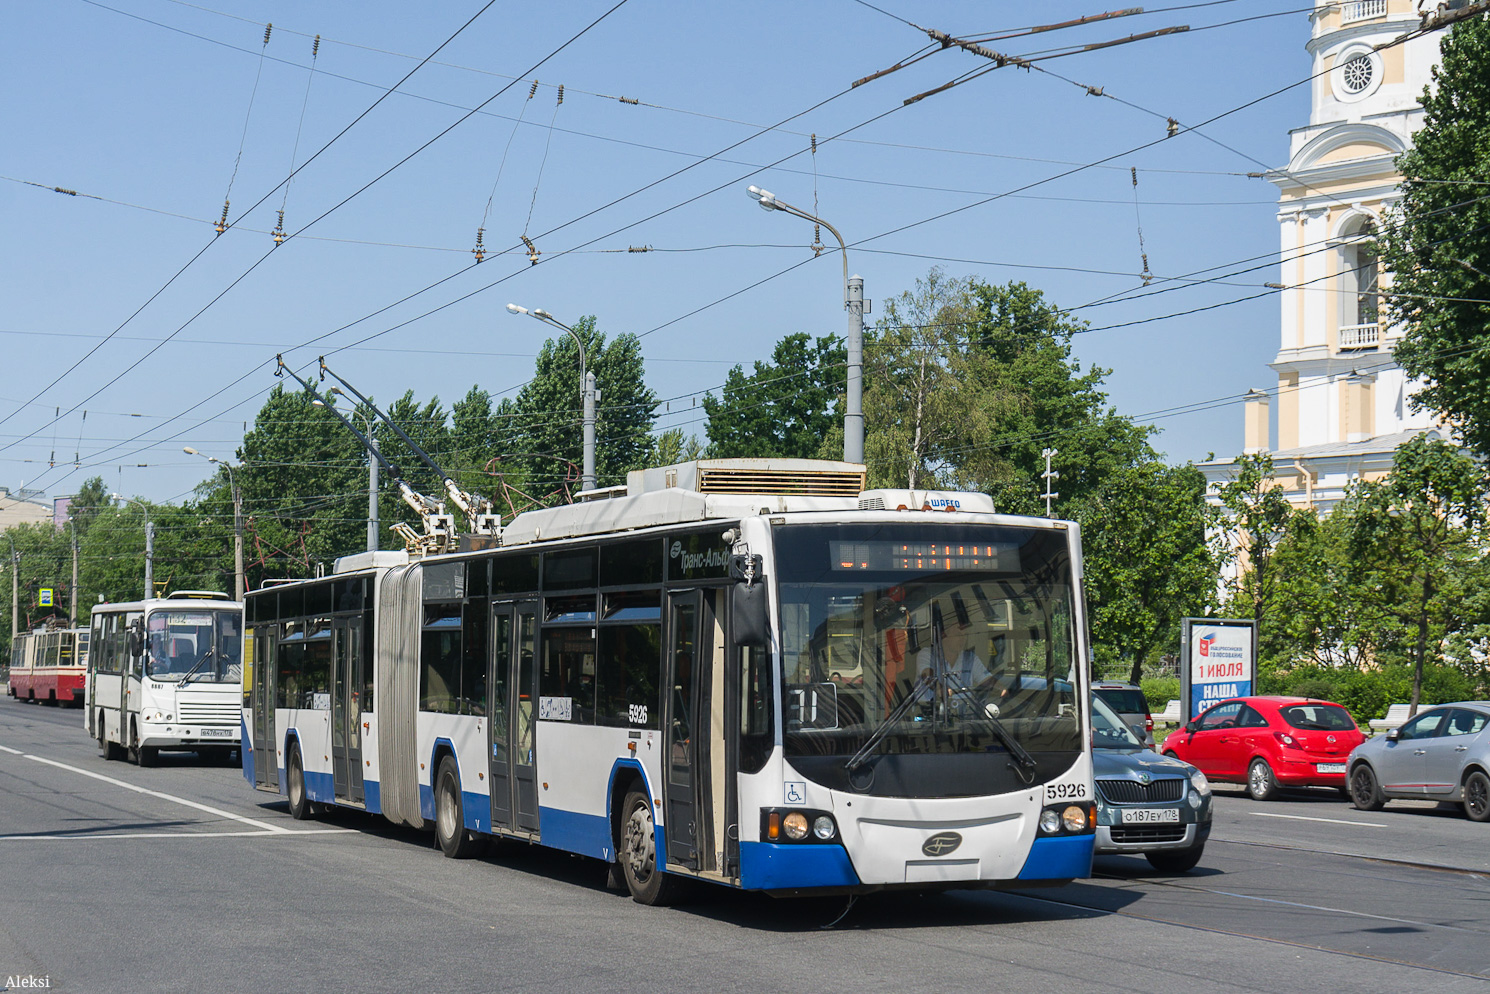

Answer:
[784,781,806,805]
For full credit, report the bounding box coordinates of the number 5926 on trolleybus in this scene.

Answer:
[243,459,1096,904]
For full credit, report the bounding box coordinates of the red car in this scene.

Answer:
[1163,696,1365,800]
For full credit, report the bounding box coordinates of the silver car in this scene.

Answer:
[1091,694,1212,872]
[1347,701,1490,821]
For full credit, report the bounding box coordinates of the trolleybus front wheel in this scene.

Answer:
[619,789,681,906]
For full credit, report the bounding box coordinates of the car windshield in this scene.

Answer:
[1096,688,1147,714]
[773,521,1083,797]
[146,608,242,682]
[1091,694,1144,750]
[1279,703,1356,731]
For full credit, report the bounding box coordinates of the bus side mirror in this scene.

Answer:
[127,623,144,658]
[732,580,769,648]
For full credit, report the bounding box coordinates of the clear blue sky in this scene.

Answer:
[2,0,1321,505]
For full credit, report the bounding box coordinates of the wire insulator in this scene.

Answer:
[627,245,652,252]
[521,233,540,265]
[528,80,539,100]
[312,34,320,57]
[472,227,486,263]
[556,84,564,106]
[811,134,817,155]
[618,96,639,105]
[263,23,272,46]
[272,209,286,245]
[216,199,230,234]
[1166,117,1179,137]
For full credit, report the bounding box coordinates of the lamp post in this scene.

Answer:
[315,388,379,551]
[506,303,597,492]
[110,494,153,599]
[747,185,865,465]
[183,448,245,600]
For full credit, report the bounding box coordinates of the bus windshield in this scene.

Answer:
[774,521,1083,798]
[146,609,242,683]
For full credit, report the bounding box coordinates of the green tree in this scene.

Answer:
[506,317,658,493]
[1347,433,1490,713]
[1215,452,1300,665]
[1379,13,1490,456]
[703,332,845,461]
[1079,462,1219,684]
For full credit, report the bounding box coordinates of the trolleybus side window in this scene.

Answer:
[595,590,661,729]
[739,643,773,773]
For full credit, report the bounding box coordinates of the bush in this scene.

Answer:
[1140,676,1179,714]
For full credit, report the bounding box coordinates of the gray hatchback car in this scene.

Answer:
[1347,701,1490,821]
[1091,694,1212,872]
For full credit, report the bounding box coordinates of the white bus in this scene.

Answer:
[88,591,244,765]
[243,459,1095,903]
[9,624,89,706]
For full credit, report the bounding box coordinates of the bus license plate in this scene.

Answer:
[201,728,233,737]
[1120,808,1179,824]
[1316,762,1345,774]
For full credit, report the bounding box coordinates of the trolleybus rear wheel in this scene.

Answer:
[619,789,681,906]
[435,757,487,858]
[287,743,315,820]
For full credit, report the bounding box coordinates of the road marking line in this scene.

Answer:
[0,745,23,755]
[7,748,289,834]
[1204,889,1482,933]
[0,829,356,841]
[1250,811,1386,828]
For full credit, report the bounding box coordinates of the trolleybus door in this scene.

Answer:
[664,589,714,869]
[331,616,365,803]
[489,601,539,833]
[252,628,277,789]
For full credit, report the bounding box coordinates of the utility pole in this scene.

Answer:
[7,537,18,644]
[70,523,79,626]
[231,479,244,601]
[1041,448,1060,518]
[506,304,598,492]
[368,431,380,552]
[145,520,154,599]
[846,275,866,464]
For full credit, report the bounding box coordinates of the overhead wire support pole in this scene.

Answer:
[505,305,598,492]
[745,186,866,465]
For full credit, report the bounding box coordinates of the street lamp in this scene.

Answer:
[314,388,379,552]
[183,448,245,601]
[747,185,866,465]
[110,494,154,600]
[506,303,598,492]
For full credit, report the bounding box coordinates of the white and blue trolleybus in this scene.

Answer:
[243,459,1095,903]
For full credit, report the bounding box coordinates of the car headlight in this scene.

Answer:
[782,812,810,840]
[1190,770,1210,796]
[1187,789,1202,809]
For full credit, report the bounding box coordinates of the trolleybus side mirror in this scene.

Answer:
[730,554,768,648]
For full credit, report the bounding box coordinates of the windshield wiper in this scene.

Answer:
[845,671,935,774]
[944,679,1039,781]
[177,647,215,687]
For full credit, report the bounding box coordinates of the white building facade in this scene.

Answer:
[1202,0,1445,512]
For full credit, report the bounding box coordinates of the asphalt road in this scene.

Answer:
[2,696,1487,993]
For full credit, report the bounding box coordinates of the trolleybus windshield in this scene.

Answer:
[774,521,1083,798]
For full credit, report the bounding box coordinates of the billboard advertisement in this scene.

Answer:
[1179,618,1256,725]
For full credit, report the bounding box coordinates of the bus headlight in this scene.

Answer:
[1039,809,1061,834]
[812,816,837,840]
[1061,805,1087,831]
[782,812,810,840]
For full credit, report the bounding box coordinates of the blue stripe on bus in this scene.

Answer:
[537,806,611,859]
[1016,834,1094,881]
[362,779,380,814]
[738,842,860,891]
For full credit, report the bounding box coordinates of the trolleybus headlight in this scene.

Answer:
[1061,805,1087,832]
[812,815,836,840]
[1039,809,1061,834]
[783,812,810,840]
[1190,770,1210,796]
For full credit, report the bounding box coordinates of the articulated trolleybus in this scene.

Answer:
[88,591,245,765]
[8,624,89,706]
[244,459,1095,903]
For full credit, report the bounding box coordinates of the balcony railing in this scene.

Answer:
[1339,323,1381,350]
[1342,0,1387,23]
